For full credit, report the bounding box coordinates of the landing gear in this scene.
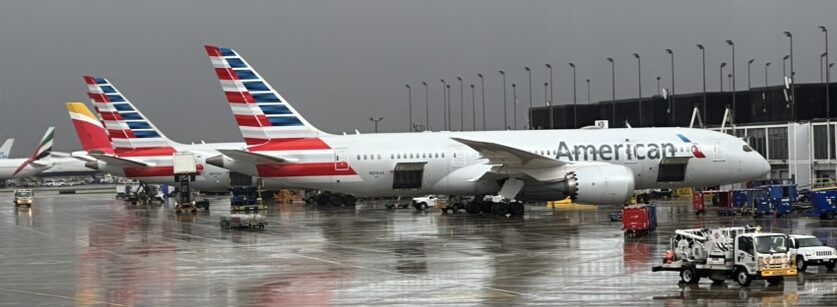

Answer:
[463,199,525,216]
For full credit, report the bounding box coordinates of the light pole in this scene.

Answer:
[656,76,661,94]
[499,70,507,130]
[666,48,675,124]
[512,83,517,129]
[446,84,451,130]
[546,64,554,129]
[720,62,727,91]
[478,73,486,130]
[784,31,795,119]
[422,81,429,131]
[747,59,754,89]
[764,62,771,112]
[525,67,532,129]
[607,57,616,125]
[728,74,733,94]
[782,55,789,79]
[405,84,412,132]
[726,40,736,120]
[586,79,591,104]
[820,25,830,159]
[544,82,549,129]
[470,84,476,131]
[440,79,447,130]
[697,44,707,118]
[821,53,827,83]
[569,62,577,128]
[457,76,463,131]
[369,117,383,133]
[634,53,642,126]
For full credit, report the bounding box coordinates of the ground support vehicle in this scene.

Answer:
[220,214,266,230]
[651,188,673,199]
[754,184,797,217]
[384,196,411,209]
[230,186,264,212]
[622,205,657,235]
[306,190,356,207]
[13,189,32,207]
[652,226,797,286]
[807,190,837,220]
[789,235,837,272]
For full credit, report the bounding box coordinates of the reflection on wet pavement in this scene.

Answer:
[1,193,836,306]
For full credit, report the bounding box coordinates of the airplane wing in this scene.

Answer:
[450,137,566,169]
[90,153,149,168]
[217,149,296,165]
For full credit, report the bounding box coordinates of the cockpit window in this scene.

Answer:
[743,145,753,152]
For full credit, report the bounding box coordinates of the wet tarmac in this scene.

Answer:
[2,192,837,306]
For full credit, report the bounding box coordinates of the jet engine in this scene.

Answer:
[550,164,635,205]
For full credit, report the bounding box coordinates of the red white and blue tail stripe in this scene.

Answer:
[204,45,326,146]
[84,76,174,152]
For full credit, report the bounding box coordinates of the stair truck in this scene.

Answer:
[652,226,797,286]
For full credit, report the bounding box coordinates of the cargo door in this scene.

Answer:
[334,148,349,171]
[392,162,426,190]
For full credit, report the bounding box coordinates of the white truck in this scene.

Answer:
[789,234,837,272]
[652,226,797,286]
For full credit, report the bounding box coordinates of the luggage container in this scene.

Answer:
[219,214,267,230]
[808,190,837,219]
[622,205,657,235]
[692,192,706,215]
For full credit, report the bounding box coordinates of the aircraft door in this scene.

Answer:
[713,142,725,162]
[334,148,349,171]
[451,147,466,168]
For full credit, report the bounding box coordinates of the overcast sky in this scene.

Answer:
[0,0,835,155]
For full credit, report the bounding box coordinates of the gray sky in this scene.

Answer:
[0,0,835,155]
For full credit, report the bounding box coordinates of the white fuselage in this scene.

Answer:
[0,158,50,179]
[84,143,248,192]
[233,127,769,201]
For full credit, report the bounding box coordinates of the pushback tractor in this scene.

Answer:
[652,226,797,286]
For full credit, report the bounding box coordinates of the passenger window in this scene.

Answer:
[357,155,361,160]
[391,154,394,159]
[377,154,381,160]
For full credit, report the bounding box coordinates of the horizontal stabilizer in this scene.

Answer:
[218,149,295,165]
[90,153,149,168]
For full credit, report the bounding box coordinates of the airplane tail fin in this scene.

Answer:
[66,102,115,154]
[12,127,54,176]
[0,139,13,159]
[204,45,327,146]
[84,76,175,152]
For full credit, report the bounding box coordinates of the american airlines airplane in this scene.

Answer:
[66,77,255,192]
[202,45,771,206]
[0,128,55,179]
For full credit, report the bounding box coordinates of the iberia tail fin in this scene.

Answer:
[66,102,114,154]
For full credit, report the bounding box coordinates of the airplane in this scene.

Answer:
[0,128,55,179]
[202,45,771,206]
[0,139,14,159]
[66,76,254,192]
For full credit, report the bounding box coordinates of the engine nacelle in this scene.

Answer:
[550,164,635,205]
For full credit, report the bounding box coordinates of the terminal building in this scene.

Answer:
[529,82,836,188]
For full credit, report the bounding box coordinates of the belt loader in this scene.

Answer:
[652,226,797,286]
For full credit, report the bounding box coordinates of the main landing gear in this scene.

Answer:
[464,199,525,216]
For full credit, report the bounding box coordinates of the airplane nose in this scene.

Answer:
[759,158,771,176]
